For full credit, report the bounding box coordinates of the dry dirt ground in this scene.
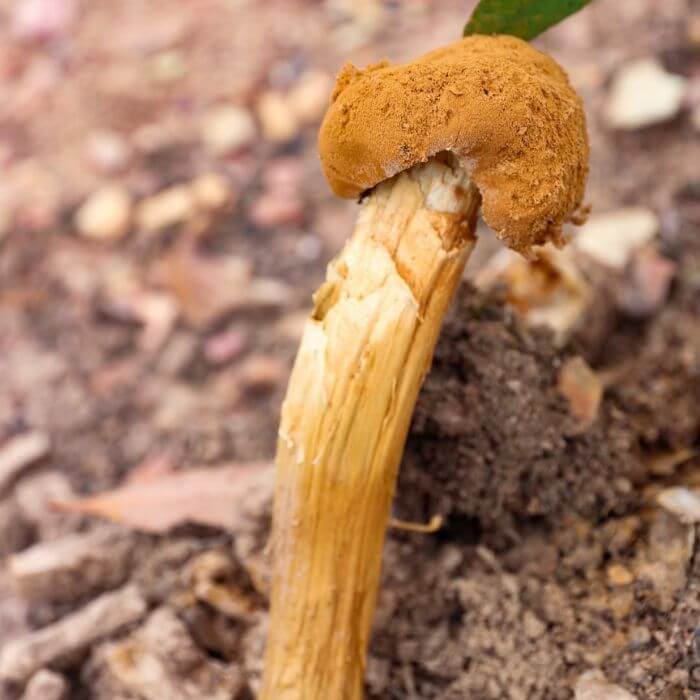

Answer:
[1,1,700,699]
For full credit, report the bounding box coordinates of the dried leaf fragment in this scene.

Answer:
[52,463,273,534]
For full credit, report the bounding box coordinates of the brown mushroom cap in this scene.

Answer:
[319,35,589,254]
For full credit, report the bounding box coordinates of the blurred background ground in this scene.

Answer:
[0,0,700,698]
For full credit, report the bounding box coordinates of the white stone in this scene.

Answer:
[657,487,700,524]
[12,0,76,41]
[574,207,658,269]
[606,59,687,130]
[191,173,231,210]
[136,185,195,233]
[84,130,131,174]
[288,70,333,123]
[201,106,256,155]
[575,670,637,700]
[257,91,300,143]
[75,186,132,241]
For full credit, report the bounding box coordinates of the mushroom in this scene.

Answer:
[261,35,588,699]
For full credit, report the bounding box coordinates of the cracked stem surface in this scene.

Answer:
[261,157,480,700]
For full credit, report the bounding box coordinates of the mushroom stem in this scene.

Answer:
[261,156,480,699]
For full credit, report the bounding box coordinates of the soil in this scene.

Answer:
[1,1,700,699]
[379,260,700,698]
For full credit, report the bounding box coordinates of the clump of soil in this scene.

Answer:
[399,291,643,530]
[370,506,697,699]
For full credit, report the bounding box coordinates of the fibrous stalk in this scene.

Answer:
[261,156,480,699]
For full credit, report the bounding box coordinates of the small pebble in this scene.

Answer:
[574,207,658,269]
[575,669,638,700]
[204,328,248,365]
[191,173,231,211]
[627,625,651,649]
[263,157,304,193]
[148,49,186,83]
[616,248,676,317]
[288,70,333,123]
[614,478,633,495]
[239,355,285,392]
[607,563,635,587]
[201,105,256,155]
[257,91,300,143]
[657,486,700,523]
[522,610,546,640]
[602,516,641,554]
[249,192,304,228]
[136,185,195,233]
[131,121,180,154]
[626,667,646,685]
[669,668,689,687]
[84,130,132,174]
[607,589,634,620]
[75,186,132,241]
[606,59,687,130]
[296,234,322,261]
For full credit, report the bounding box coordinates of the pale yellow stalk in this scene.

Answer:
[261,157,480,699]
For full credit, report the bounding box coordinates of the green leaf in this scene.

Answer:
[464,0,593,40]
